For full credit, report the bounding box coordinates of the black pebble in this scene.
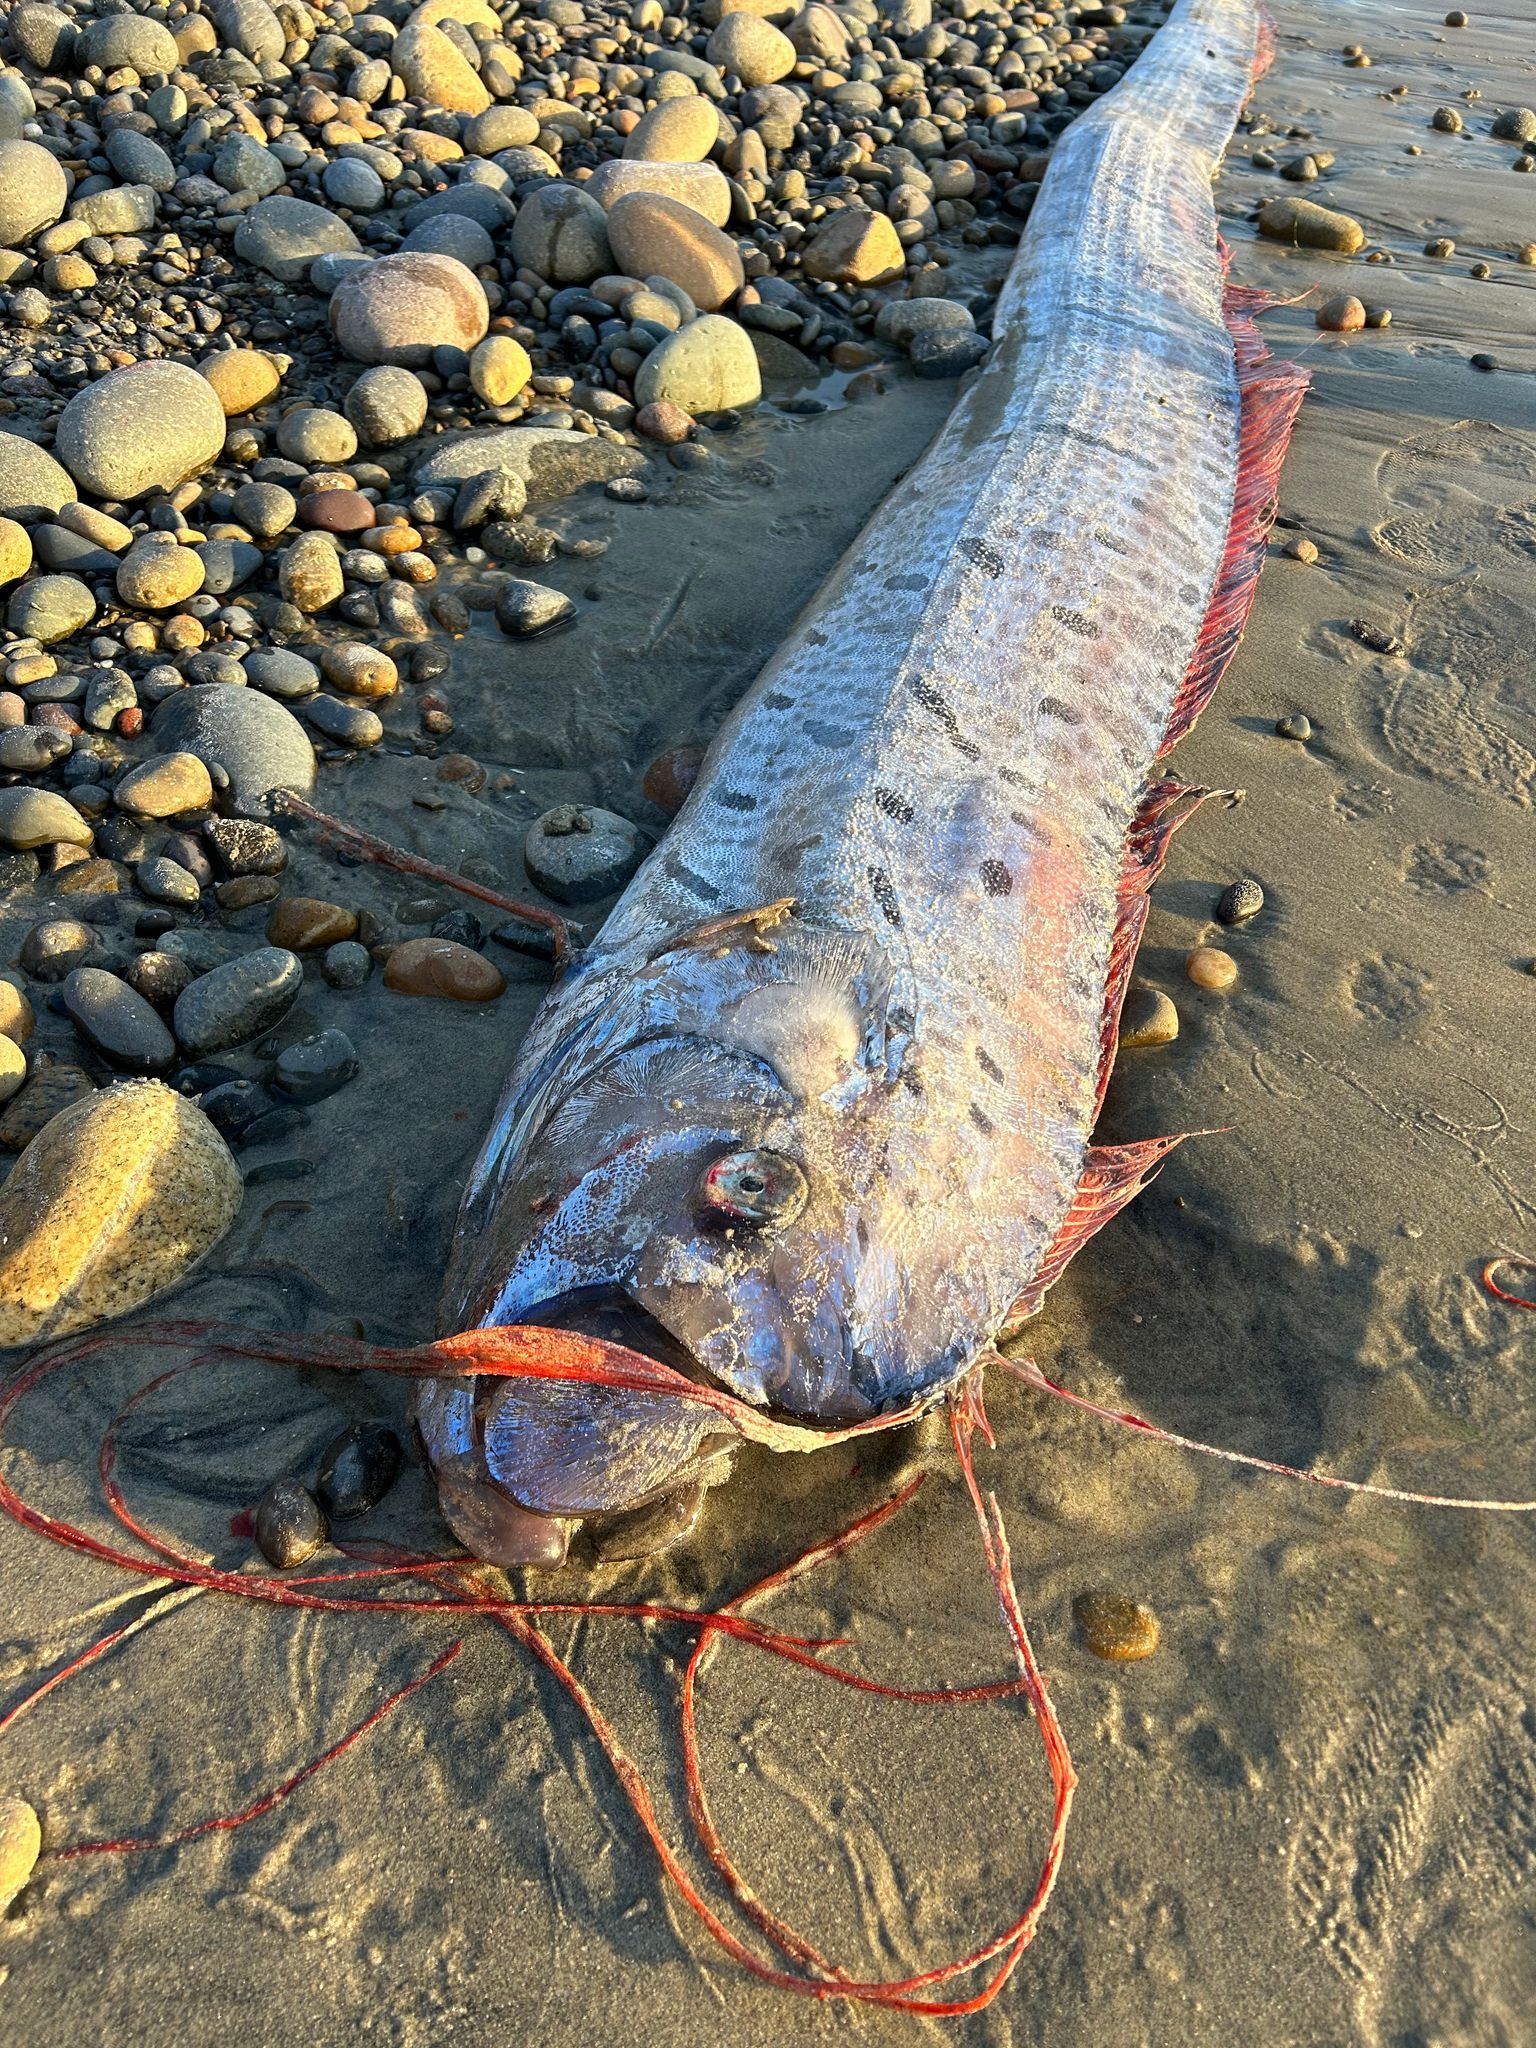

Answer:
[431,907,485,949]
[254,1478,328,1568]
[316,1422,403,1520]
[1469,352,1498,371]
[1216,877,1265,925]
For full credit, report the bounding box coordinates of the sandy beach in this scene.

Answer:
[3,0,1535,2042]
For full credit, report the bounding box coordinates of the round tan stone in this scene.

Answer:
[279,531,345,612]
[114,752,215,819]
[329,251,490,367]
[624,95,720,163]
[800,207,905,284]
[0,1081,242,1349]
[199,348,283,416]
[0,1033,26,1105]
[605,192,744,312]
[0,1796,41,1914]
[382,936,506,1001]
[391,19,491,114]
[265,895,359,949]
[320,643,399,697]
[116,537,206,610]
[469,334,532,407]
[585,159,732,226]
[0,516,32,587]
[706,10,796,84]
[0,975,35,1046]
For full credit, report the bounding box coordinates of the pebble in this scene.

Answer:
[204,818,286,877]
[1216,878,1265,925]
[1275,712,1312,741]
[0,786,92,850]
[0,1796,41,1915]
[301,695,383,748]
[625,96,720,163]
[63,967,177,1074]
[605,193,745,312]
[0,139,67,248]
[136,855,202,908]
[266,895,358,950]
[125,950,194,1010]
[494,578,576,638]
[643,742,706,815]
[800,208,907,285]
[1317,294,1366,332]
[509,185,613,287]
[0,1081,240,1346]
[254,1478,328,1569]
[390,19,490,115]
[1283,534,1319,562]
[523,803,648,904]
[280,532,345,614]
[54,362,227,504]
[269,1028,359,1104]
[344,366,430,447]
[172,946,304,1057]
[636,316,762,413]
[153,685,316,817]
[316,1421,404,1519]
[330,253,490,367]
[244,646,317,699]
[1117,985,1179,1048]
[299,490,376,537]
[1491,107,1536,143]
[322,940,372,989]
[321,643,397,696]
[1186,946,1238,993]
[1431,106,1463,133]
[20,918,98,980]
[0,725,66,774]
[117,539,205,611]
[276,409,357,467]
[469,336,533,409]
[114,752,214,821]
[415,425,642,501]
[234,196,361,283]
[874,297,976,350]
[1256,196,1366,253]
[7,573,95,645]
[381,936,507,1001]
[1073,1590,1160,1662]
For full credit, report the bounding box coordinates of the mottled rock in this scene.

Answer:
[116,538,206,610]
[78,13,179,71]
[382,936,506,1000]
[19,919,98,980]
[415,425,643,499]
[344,365,429,446]
[509,184,612,286]
[279,531,345,613]
[494,578,576,637]
[606,192,744,311]
[635,315,761,411]
[523,803,647,904]
[1073,1589,1160,1661]
[203,816,286,876]
[329,252,489,366]
[0,1082,240,1347]
[173,947,303,1057]
[55,362,226,503]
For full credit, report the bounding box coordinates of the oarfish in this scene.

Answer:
[418,0,1308,1568]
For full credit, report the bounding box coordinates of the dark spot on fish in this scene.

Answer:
[1068,966,1098,1002]
[804,629,828,648]
[908,677,981,760]
[885,572,929,593]
[1094,526,1130,554]
[976,1046,1005,1082]
[1039,695,1081,724]
[764,690,796,710]
[804,719,858,748]
[1179,583,1202,605]
[712,787,757,812]
[959,536,1005,577]
[868,865,902,927]
[969,1102,996,1136]
[998,764,1028,787]
[1050,606,1100,640]
[980,858,1012,896]
[664,854,723,904]
[874,785,914,823]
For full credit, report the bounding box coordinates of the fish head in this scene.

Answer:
[422,914,977,1565]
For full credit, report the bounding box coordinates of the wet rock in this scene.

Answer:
[800,208,905,284]
[509,184,612,286]
[874,296,975,350]
[269,1027,359,1104]
[7,573,95,644]
[0,725,67,773]
[234,195,362,283]
[244,646,317,698]
[203,817,286,877]
[301,695,383,748]
[1117,985,1179,1048]
[115,752,214,820]
[415,425,643,500]
[136,855,202,908]
[266,896,358,950]
[63,967,176,1074]
[124,950,194,1010]
[453,469,528,528]
[382,937,506,1001]
[0,139,68,248]
[316,1421,404,1519]
[1317,293,1365,332]
[0,1081,240,1347]
[0,1796,41,1915]
[635,315,762,412]
[1185,946,1237,993]
[20,918,98,980]
[494,578,576,637]
[0,787,93,850]
[55,363,226,504]
[173,946,303,1057]
[254,1478,328,1568]
[330,252,489,368]
[153,686,316,818]
[0,1059,93,1149]
[1073,1590,1159,1661]
[320,643,396,696]
[643,742,706,815]
[606,193,744,312]
[1216,877,1265,925]
[0,431,74,521]
[524,804,648,904]
[1491,107,1536,143]
[322,938,372,989]
[1256,196,1365,253]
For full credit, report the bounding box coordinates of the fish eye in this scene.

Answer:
[696,1148,808,1231]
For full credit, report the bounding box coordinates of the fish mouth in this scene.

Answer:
[436,1287,744,1571]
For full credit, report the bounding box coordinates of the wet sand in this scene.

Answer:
[4,2,1536,2042]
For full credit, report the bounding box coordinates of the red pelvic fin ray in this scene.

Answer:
[1003,1131,1193,1329]
[1156,260,1310,761]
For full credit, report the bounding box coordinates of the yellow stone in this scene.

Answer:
[0,976,34,1046]
[0,1796,41,1914]
[1186,945,1238,992]
[1073,1590,1160,1662]
[0,516,32,588]
[199,348,283,416]
[469,334,532,407]
[0,1081,241,1350]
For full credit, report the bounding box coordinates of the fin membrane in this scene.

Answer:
[1002,1131,1191,1331]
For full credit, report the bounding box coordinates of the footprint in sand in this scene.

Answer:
[1346,957,1433,1027]
[1402,840,1492,893]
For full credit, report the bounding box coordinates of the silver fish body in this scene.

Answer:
[421,0,1282,1552]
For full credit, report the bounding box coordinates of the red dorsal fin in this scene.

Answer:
[1156,263,1310,760]
[1001,1132,1193,1333]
